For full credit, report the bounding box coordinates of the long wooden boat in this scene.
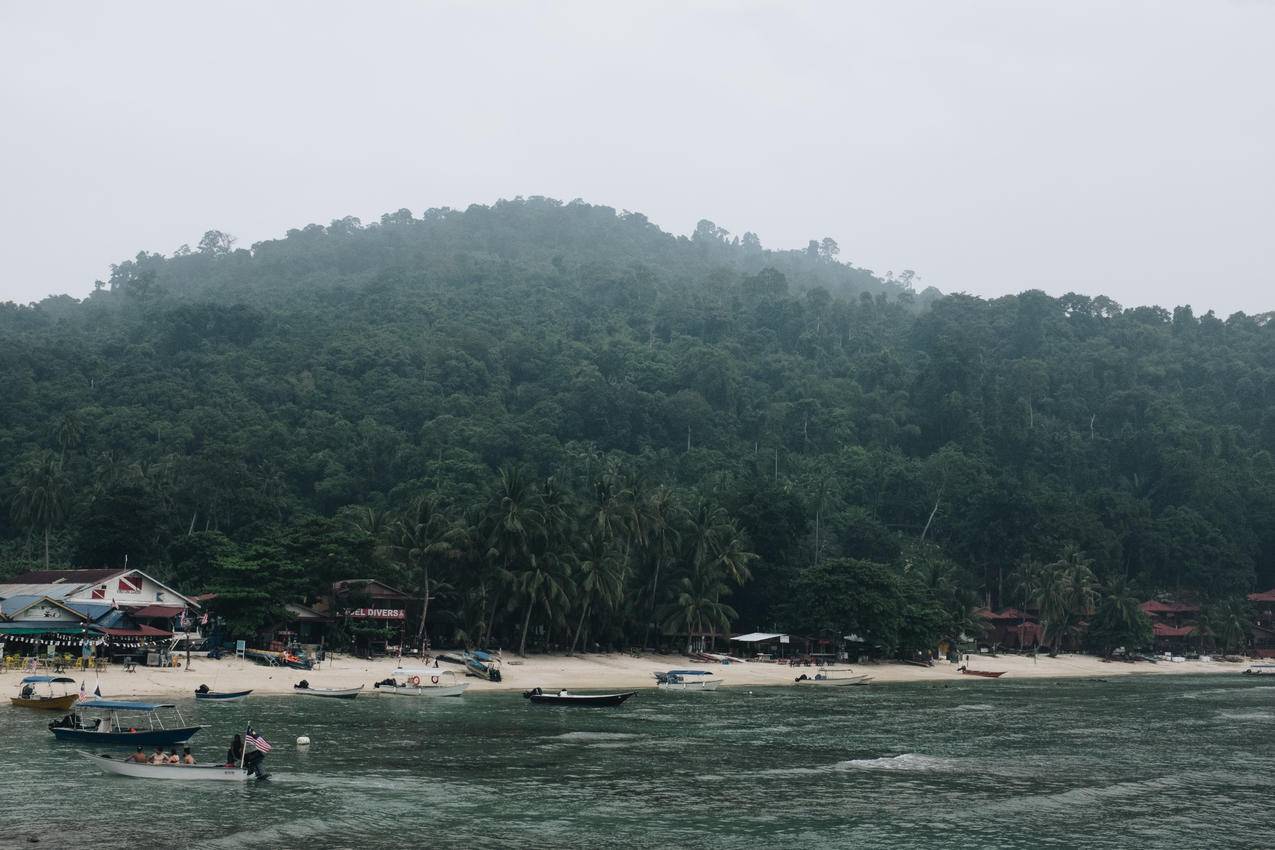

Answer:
[375,669,469,698]
[523,688,635,706]
[194,688,253,702]
[959,669,1006,678]
[49,700,202,746]
[293,683,363,699]
[77,751,258,782]
[12,675,80,710]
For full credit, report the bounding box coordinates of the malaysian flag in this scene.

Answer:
[78,681,87,702]
[245,730,272,753]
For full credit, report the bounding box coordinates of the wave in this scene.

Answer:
[1217,710,1275,721]
[953,704,994,712]
[834,753,967,773]
[549,731,643,742]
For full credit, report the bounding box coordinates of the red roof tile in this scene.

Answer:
[1248,589,1275,603]
[1152,623,1196,638]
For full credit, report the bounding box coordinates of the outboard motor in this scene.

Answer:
[296,679,310,689]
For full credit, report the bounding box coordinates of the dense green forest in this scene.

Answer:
[3,197,1272,655]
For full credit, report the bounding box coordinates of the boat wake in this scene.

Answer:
[834,753,967,773]
[952,704,994,712]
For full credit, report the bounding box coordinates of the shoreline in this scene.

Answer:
[1,651,1251,699]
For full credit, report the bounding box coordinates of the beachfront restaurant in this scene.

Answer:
[329,579,411,656]
[730,632,799,660]
[0,567,200,668]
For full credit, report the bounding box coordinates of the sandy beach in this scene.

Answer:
[1,650,1249,699]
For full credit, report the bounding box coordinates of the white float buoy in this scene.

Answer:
[296,735,311,746]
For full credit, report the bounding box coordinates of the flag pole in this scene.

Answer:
[240,725,249,771]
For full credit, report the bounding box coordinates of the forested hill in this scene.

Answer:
[2,197,1273,652]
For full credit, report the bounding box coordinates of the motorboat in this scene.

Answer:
[48,700,202,746]
[293,680,362,699]
[655,671,722,691]
[464,650,503,682]
[77,750,261,782]
[1241,663,1275,676]
[523,687,635,706]
[374,668,470,697]
[793,671,871,687]
[12,675,80,710]
[194,685,253,702]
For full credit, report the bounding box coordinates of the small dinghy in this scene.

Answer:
[794,671,871,687]
[194,685,252,702]
[78,751,261,782]
[293,680,362,699]
[523,687,635,706]
[655,671,722,691]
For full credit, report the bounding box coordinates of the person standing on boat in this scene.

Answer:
[226,733,243,766]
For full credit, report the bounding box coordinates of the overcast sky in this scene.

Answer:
[1,1,1272,314]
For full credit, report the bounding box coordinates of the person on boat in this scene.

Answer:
[149,745,167,764]
[226,733,244,766]
[20,683,34,699]
[127,746,148,763]
[166,748,181,764]
[182,747,195,765]
[196,684,210,694]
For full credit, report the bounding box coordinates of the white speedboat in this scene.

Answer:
[375,669,470,698]
[655,671,722,691]
[293,682,363,699]
[794,671,871,687]
[1242,663,1275,676]
[77,751,258,781]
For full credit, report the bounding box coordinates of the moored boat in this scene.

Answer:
[1241,663,1275,676]
[655,672,722,691]
[374,668,469,697]
[523,687,635,706]
[958,668,1006,678]
[293,680,362,699]
[464,650,503,682]
[194,685,253,702]
[77,750,260,782]
[48,700,202,746]
[794,671,871,687]
[12,675,80,710]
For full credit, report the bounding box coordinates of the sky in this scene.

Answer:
[1,0,1272,314]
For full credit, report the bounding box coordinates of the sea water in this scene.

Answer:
[0,675,1271,849]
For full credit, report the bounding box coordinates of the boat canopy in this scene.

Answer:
[730,632,786,643]
[20,675,77,684]
[77,699,174,711]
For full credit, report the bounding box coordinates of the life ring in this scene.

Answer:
[408,676,421,686]
[430,675,439,685]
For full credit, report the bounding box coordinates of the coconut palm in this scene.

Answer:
[387,495,454,650]
[658,565,738,654]
[481,466,543,646]
[10,451,71,568]
[640,486,683,648]
[569,530,624,655]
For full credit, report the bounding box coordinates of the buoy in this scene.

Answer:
[296,735,311,746]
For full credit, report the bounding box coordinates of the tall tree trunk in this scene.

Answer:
[642,557,662,649]
[43,526,50,568]
[415,562,431,652]
[482,587,503,646]
[518,596,534,657]
[569,601,590,656]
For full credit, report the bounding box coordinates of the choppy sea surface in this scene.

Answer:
[0,674,1271,849]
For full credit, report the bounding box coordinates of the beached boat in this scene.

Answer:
[77,750,260,782]
[12,675,81,710]
[464,650,503,682]
[793,671,871,687]
[375,669,470,697]
[194,687,253,702]
[524,688,635,706]
[654,671,722,691]
[48,700,202,747]
[293,681,362,699]
[959,668,1006,678]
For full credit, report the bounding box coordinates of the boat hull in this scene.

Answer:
[11,694,80,710]
[195,690,252,702]
[293,686,362,699]
[51,726,202,746]
[794,675,870,687]
[78,751,251,781]
[657,680,721,691]
[960,670,1006,678]
[378,684,469,697]
[525,691,635,706]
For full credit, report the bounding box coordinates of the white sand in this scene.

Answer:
[1,650,1247,698]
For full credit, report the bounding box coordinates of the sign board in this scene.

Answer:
[779,635,790,644]
[347,608,406,620]
[235,640,246,660]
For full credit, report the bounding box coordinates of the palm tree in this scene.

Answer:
[569,530,624,655]
[1202,599,1249,654]
[640,486,683,648]
[10,451,71,568]
[514,549,574,657]
[1089,577,1151,656]
[658,566,738,654]
[388,495,454,650]
[1022,548,1098,655]
[55,411,85,463]
[481,466,543,646]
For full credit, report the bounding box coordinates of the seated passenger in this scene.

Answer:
[149,746,166,764]
[128,746,148,763]
[182,747,195,765]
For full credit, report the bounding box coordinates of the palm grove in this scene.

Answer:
[3,198,1271,657]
